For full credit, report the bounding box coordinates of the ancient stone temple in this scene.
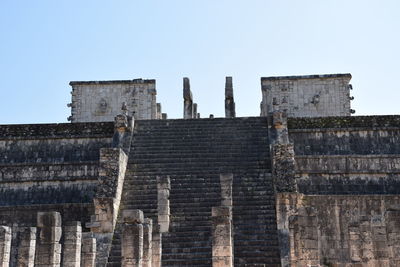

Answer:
[1,73,400,267]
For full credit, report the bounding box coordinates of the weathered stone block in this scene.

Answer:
[122,209,144,224]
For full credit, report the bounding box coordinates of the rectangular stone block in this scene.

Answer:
[122,210,144,224]
[37,212,62,228]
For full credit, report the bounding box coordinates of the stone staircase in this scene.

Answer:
[106,117,281,266]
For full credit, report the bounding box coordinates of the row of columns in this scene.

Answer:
[183,77,236,119]
[0,212,96,267]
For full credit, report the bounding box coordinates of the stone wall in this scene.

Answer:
[288,115,400,195]
[69,79,157,122]
[277,193,400,267]
[0,122,114,205]
[261,74,352,117]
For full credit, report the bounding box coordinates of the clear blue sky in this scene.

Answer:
[0,0,399,124]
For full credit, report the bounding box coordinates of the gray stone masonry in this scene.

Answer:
[62,222,81,267]
[35,212,62,267]
[0,226,11,267]
[269,110,297,192]
[157,176,170,233]
[151,224,161,267]
[81,233,96,267]
[211,207,233,267]
[225,77,236,118]
[183,77,194,119]
[69,79,157,122]
[276,194,400,266]
[142,219,152,267]
[261,73,353,118]
[17,227,36,267]
[121,210,144,267]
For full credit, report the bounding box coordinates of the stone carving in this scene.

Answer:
[157,176,171,233]
[225,77,236,118]
[183,77,194,119]
[121,210,144,267]
[211,206,233,267]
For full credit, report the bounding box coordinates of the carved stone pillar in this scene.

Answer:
[35,212,62,267]
[225,77,236,118]
[0,226,11,267]
[81,233,96,267]
[62,221,82,267]
[151,224,162,267]
[121,210,144,267]
[142,219,153,267]
[17,227,36,267]
[212,207,233,267]
[183,77,194,119]
[157,175,171,233]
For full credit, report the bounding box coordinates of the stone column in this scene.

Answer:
[0,226,11,267]
[193,103,198,119]
[157,175,171,233]
[225,77,236,118]
[62,222,82,267]
[35,212,62,267]
[220,174,233,207]
[156,103,162,119]
[17,227,36,267]
[81,233,96,267]
[151,224,162,267]
[183,77,194,119]
[142,219,153,267]
[121,210,144,267]
[161,113,167,120]
[212,207,233,267]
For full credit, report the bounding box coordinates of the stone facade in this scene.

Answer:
[261,73,353,117]
[1,73,400,266]
[68,79,157,122]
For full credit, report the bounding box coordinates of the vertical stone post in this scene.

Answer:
[62,222,82,267]
[142,219,153,267]
[212,207,233,267]
[161,113,167,120]
[220,174,233,207]
[0,226,11,267]
[121,210,144,267]
[225,77,236,118]
[81,233,96,267]
[35,212,62,267]
[151,224,162,267]
[17,227,36,267]
[156,103,162,119]
[183,77,194,119]
[193,103,198,119]
[157,175,171,233]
